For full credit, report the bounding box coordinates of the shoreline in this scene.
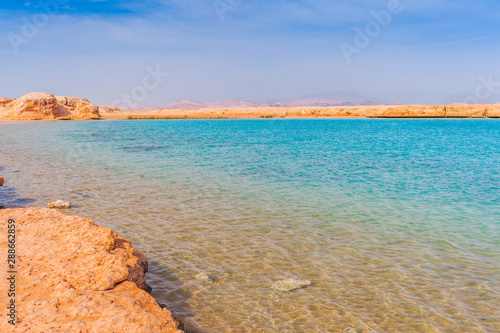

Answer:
[104,104,500,119]
[1,104,500,122]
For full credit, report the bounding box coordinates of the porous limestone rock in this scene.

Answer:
[48,200,72,209]
[487,104,500,118]
[55,95,101,119]
[0,97,13,107]
[73,102,101,119]
[5,92,59,119]
[0,208,183,333]
[446,105,488,118]
[55,96,91,111]
[99,105,121,114]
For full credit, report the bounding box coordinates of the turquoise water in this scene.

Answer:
[1,119,499,332]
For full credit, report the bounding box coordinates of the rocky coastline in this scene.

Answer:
[1,92,500,121]
[123,104,500,119]
[0,92,120,120]
[0,207,183,332]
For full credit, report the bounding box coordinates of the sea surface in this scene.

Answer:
[1,119,499,332]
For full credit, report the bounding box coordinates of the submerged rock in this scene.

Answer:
[271,279,312,292]
[195,272,215,284]
[48,200,72,209]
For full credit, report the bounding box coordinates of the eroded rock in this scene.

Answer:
[0,97,13,107]
[5,92,59,119]
[0,92,106,120]
[0,208,183,332]
[99,105,121,114]
[73,102,101,119]
[55,96,91,111]
[48,200,72,209]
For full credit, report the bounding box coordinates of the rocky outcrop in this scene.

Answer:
[73,102,101,119]
[0,97,13,107]
[445,105,488,118]
[0,208,182,333]
[99,105,121,114]
[487,106,500,118]
[55,95,101,119]
[0,92,122,120]
[3,92,59,119]
[55,96,92,110]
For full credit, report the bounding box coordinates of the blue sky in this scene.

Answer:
[1,0,499,106]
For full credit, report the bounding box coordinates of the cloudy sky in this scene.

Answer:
[1,0,499,106]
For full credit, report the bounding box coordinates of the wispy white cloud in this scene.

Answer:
[0,0,499,105]
[378,37,486,54]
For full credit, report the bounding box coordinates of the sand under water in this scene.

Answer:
[1,119,499,332]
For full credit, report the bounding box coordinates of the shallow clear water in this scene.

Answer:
[1,119,499,332]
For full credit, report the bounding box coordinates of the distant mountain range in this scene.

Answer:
[142,91,500,110]
[156,92,384,109]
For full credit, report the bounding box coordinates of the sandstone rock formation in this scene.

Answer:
[445,105,488,118]
[0,208,182,333]
[0,97,13,107]
[55,95,92,110]
[73,102,101,119]
[55,95,101,119]
[0,92,122,120]
[3,92,59,119]
[487,106,500,118]
[126,104,500,119]
[99,105,121,114]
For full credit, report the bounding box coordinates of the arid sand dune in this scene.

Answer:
[0,208,183,333]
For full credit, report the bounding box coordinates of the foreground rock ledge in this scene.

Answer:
[0,208,183,333]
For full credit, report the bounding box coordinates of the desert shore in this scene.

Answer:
[0,208,183,332]
[113,104,500,119]
[1,92,500,121]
